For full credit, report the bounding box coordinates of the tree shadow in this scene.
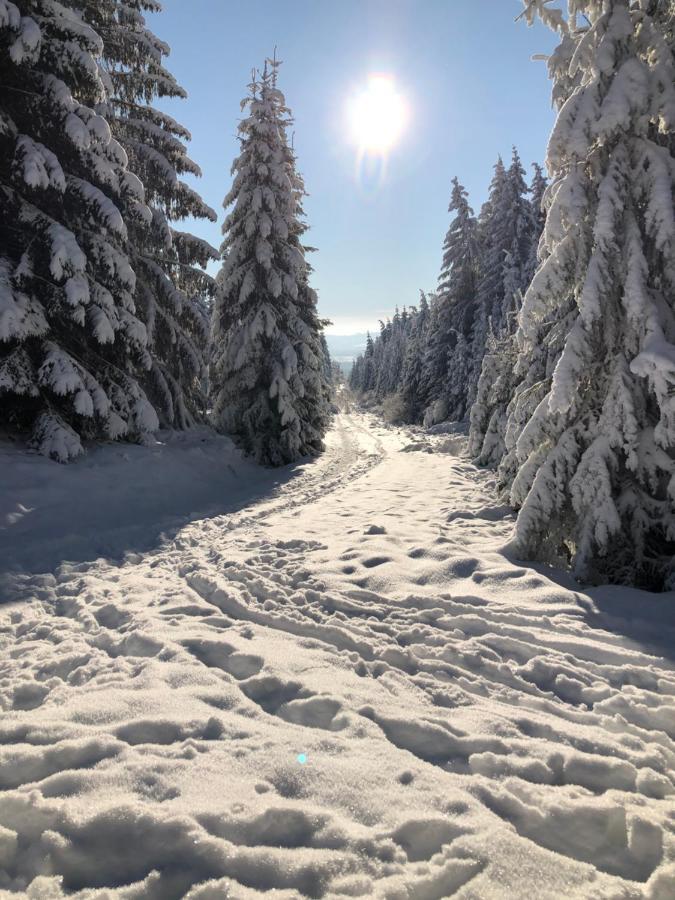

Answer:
[577,584,675,665]
[0,429,313,602]
[512,556,675,666]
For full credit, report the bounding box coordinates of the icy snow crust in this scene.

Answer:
[0,411,674,898]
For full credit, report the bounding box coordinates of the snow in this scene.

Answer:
[13,136,66,193]
[8,15,40,66]
[1,409,674,898]
[68,177,126,238]
[46,224,86,283]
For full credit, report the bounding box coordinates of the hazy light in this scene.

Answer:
[347,75,408,154]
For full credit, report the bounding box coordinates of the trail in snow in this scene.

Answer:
[1,411,674,899]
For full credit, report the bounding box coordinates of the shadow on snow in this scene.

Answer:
[0,427,311,601]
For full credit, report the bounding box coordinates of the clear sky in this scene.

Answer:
[149,1,558,334]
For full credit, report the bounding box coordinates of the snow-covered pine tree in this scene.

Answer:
[287,150,334,428]
[469,157,547,463]
[373,318,390,399]
[210,58,330,466]
[468,311,522,465]
[361,332,376,392]
[319,331,333,387]
[400,291,430,421]
[80,0,219,428]
[526,161,548,283]
[424,177,479,425]
[348,354,362,392]
[416,291,441,415]
[350,332,376,395]
[374,308,407,400]
[469,158,508,397]
[470,151,534,406]
[504,0,675,588]
[495,7,592,486]
[0,0,158,460]
[500,149,535,323]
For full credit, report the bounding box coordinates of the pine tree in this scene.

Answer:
[373,318,390,399]
[210,58,330,466]
[424,178,479,425]
[526,161,548,283]
[319,332,332,387]
[468,318,521,465]
[505,0,675,588]
[0,0,159,460]
[470,158,508,383]
[400,292,430,421]
[80,0,219,428]
[348,349,363,393]
[469,157,547,463]
[470,151,534,406]
[374,307,407,399]
[361,332,376,392]
[501,148,534,322]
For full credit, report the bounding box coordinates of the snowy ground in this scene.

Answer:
[1,408,674,899]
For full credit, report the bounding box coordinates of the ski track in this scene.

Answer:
[1,412,674,899]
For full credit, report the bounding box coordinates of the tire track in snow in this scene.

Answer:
[161,412,387,554]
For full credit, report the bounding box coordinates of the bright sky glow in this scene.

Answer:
[149,1,558,333]
[347,74,408,153]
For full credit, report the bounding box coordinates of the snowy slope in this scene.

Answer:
[0,411,674,899]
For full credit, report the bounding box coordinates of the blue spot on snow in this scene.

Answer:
[297,753,307,764]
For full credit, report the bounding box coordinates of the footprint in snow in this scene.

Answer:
[364,524,387,535]
[182,639,264,680]
[362,556,392,569]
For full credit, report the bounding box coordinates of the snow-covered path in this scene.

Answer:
[1,412,674,899]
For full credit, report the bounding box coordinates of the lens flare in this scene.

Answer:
[347,74,408,154]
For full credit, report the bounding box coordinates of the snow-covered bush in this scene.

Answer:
[381,392,409,425]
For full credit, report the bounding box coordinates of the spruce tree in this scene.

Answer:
[424,178,479,425]
[0,0,158,460]
[80,0,219,428]
[500,148,534,324]
[506,0,675,588]
[471,157,508,374]
[469,157,547,463]
[400,292,430,421]
[468,319,521,465]
[349,351,364,393]
[526,161,548,284]
[470,151,534,407]
[361,332,376,392]
[210,59,330,466]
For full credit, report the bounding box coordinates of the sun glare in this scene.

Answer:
[347,74,408,154]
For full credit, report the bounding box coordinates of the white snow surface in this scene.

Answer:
[1,407,674,899]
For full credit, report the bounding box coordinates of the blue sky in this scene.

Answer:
[149,1,557,334]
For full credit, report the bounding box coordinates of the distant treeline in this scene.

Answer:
[350,149,545,437]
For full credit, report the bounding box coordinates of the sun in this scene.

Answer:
[347,74,408,154]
